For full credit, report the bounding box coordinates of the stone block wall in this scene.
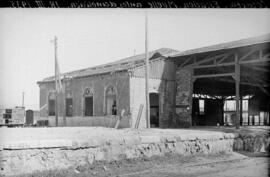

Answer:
[0,128,235,176]
[129,77,175,128]
[46,116,131,128]
[38,72,131,126]
[175,68,193,127]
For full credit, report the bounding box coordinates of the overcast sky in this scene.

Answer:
[0,9,269,110]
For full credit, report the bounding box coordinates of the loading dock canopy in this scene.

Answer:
[171,34,270,97]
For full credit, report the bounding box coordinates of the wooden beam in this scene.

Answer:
[179,56,194,68]
[244,72,269,86]
[240,58,270,65]
[259,49,263,60]
[180,53,231,69]
[244,65,269,72]
[194,53,232,66]
[217,53,232,64]
[235,53,240,129]
[183,53,269,70]
[262,53,270,60]
[189,68,194,126]
[193,62,234,69]
[217,77,268,87]
[259,86,270,96]
[246,74,270,96]
[193,73,235,79]
[239,49,257,61]
[243,61,270,66]
[193,57,270,69]
[240,96,243,126]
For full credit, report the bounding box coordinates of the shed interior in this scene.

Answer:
[173,39,270,127]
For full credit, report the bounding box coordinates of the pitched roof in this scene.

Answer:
[171,33,270,58]
[39,48,178,83]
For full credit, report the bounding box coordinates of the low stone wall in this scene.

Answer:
[0,128,235,176]
[233,134,270,152]
[38,116,131,128]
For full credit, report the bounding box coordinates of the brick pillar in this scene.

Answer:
[175,68,193,127]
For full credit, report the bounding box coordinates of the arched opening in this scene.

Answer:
[84,87,93,116]
[105,85,117,115]
[66,91,73,117]
[48,92,56,116]
[150,92,159,127]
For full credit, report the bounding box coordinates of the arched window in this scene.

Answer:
[84,87,94,116]
[48,92,56,116]
[105,85,117,115]
[66,91,73,117]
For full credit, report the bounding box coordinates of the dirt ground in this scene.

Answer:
[189,126,270,136]
[1,126,268,144]
[14,151,269,177]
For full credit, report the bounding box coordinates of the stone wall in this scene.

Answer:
[46,116,131,128]
[129,77,175,128]
[233,133,270,152]
[175,68,193,127]
[38,59,176,128]
[38,72,130,120]
[0,128,235,176]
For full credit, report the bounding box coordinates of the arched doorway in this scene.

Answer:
[66,91,73,117]
[150,93,159,127]
[105,85,117,115]
[84,87,93,116]
[48,92,56,116]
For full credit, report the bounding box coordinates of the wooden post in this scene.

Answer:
[240,96,243,126]
[135,104,144,129]
[54,36,58,127]
[189,68,194,126]
[63,80,66,126]
[145,11,150,128]
[248,95,250,126]
[221,97,224,126]
[235,53,240,129]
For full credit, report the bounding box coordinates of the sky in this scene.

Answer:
[0,9,269,110]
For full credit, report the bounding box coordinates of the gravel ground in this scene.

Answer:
[189,126,270,136]
[13,152,269,177]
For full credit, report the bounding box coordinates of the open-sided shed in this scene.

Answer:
[171,34,270,128]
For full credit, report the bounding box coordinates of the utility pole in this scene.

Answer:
[53,36,58,127]
[63,77,66,126]
[22,92,25,108]
[145,11,150,128]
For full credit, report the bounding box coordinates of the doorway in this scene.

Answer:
[48,92,56,116]
[66,98,73,117]
[150,93,159,128]
[85,96,93,116]
[48,99,55,116]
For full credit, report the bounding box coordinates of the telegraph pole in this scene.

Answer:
[53,36,58,127]
[63,77,66,127]
[145,11,150,128]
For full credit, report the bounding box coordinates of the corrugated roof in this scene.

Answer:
[39,48,178,83]
[172,33,270,58]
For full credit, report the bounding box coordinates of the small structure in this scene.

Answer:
[25,110,34,125]
[0,107,25,126]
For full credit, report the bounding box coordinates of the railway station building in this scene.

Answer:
[37,34,270,128]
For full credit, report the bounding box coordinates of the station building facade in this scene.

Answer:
[38,48,178,128]
[38,34,270,128]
